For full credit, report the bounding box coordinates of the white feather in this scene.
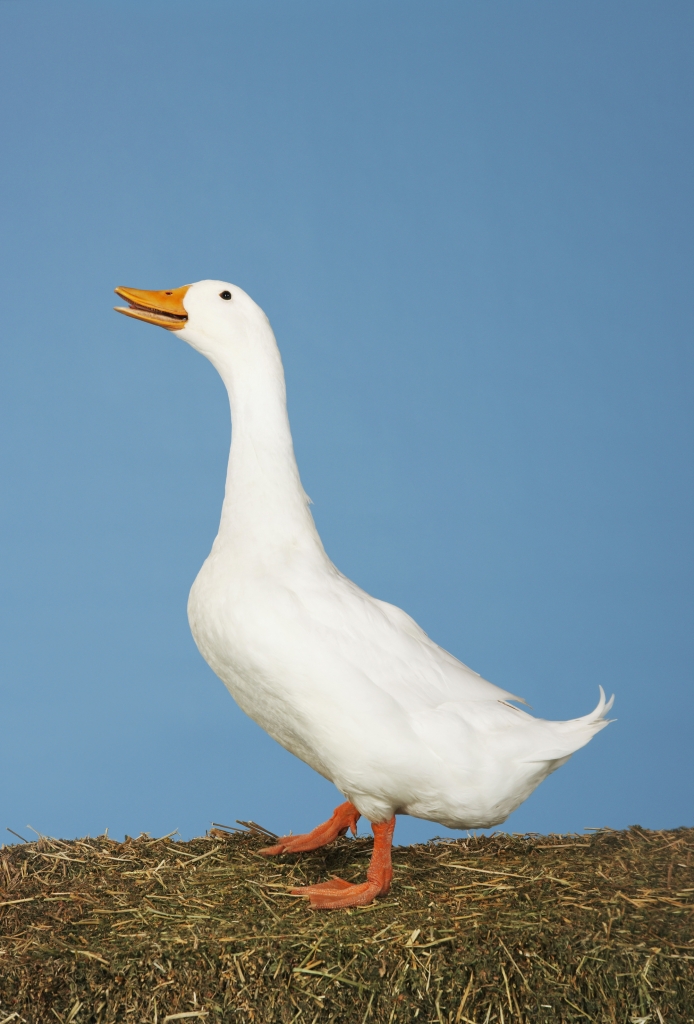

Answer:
[171,280,615,830]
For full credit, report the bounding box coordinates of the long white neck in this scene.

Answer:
[203,322,327,562]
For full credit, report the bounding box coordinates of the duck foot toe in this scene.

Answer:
[258,801,360,856]
[292,877,382,909]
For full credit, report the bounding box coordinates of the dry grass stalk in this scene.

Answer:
[0,825,692,1021]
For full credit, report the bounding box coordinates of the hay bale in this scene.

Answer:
[0,824,692,1021]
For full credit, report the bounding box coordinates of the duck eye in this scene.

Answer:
[220,290,232,300]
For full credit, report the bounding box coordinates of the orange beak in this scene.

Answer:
[114,285,190,331]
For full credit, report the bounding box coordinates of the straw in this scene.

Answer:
[0,825,691,1021]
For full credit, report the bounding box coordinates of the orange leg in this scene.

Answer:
[292,816,396,909]
[258,801,360,856]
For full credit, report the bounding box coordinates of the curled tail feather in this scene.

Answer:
[523,686,615,763]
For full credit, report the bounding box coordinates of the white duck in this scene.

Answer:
[115,280,613,909]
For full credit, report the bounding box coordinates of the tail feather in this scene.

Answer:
[573,685,615,727]
[522,686,615,763]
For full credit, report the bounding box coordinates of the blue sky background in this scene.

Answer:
[0,1,692,846]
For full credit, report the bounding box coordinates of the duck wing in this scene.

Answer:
[287,570,524,710]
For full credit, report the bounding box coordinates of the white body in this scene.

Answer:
[179,281,612,829]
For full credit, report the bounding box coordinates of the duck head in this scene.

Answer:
[114,280,273,367]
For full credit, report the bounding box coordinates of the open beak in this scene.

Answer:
[114,285,190,331]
